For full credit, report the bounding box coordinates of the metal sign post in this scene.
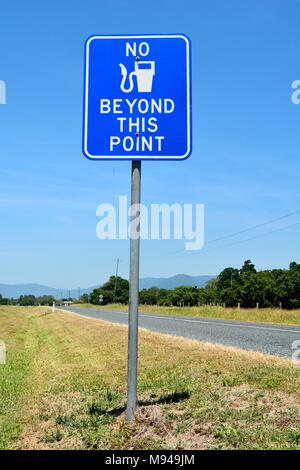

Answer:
[127,160,141,421]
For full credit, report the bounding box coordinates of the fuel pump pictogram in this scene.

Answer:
[119,59,155,93]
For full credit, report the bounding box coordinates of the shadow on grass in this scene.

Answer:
[89,391,191,418]
[37,311,53,317]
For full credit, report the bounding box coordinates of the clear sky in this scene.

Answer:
[0,0,299,288]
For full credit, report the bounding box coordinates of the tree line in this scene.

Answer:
[88,260,300,309]
[0,294,56,306]
[1,260,299,309]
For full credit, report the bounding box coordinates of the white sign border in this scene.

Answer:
[83,34,191,161]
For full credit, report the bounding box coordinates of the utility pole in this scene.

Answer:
[113,258,120,304]
[126,161,141,421]
[78,287,81,300]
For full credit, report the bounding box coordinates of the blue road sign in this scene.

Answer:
[83,34,191,160]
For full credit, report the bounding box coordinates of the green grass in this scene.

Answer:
[0,306,299,450]
[73,303,300,326]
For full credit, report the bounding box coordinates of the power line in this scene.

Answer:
[193,221,300,256]
[206,210,300,245]
[169,209,300,256]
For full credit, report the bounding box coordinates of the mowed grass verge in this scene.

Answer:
[74,303,300,326]
[0,306,299,450]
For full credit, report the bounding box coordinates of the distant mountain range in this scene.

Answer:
[0,284,97,299]
[139,274,214,290]
[0,275,215,299]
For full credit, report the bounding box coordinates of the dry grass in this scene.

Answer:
[0,306,300,450]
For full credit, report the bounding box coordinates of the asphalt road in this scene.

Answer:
[59,306,300,359]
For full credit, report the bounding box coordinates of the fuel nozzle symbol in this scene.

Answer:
[119,60,155,93]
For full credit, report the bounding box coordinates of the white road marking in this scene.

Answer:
[85,309,300,335]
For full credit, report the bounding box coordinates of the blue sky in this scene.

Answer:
[0,0,299,288]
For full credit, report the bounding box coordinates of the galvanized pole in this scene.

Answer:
[126,160,141,421]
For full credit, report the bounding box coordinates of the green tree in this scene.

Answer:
[239,260,257,307]
[0,294,9,305]
[37,295,55,306]
[216,267,240,291]
[19,295,37,306]
[169,286,199,306]
[240,260,256,275]
[90,276,129,305]
[80,293,89,303]
[287,262,300,308]
[140,287,169,305]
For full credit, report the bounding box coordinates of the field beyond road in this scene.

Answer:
[75,303,300,326]
[0,306,300,450]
